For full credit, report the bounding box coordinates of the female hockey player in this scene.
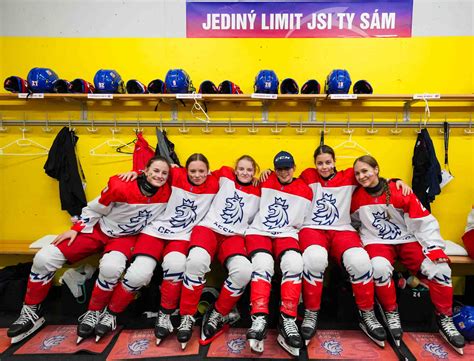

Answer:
[176,155,261,349]
[7,156,172,344]
[245,151,312,357]
[92,153,219,344]
[351,155,465,354]
[298,145,411,347]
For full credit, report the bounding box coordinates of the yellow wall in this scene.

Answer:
[0,36,473,257]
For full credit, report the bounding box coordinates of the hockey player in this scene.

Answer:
[177,155,260,348]
[351,155,465,354]
[298,145,411,347]
[461,206,474,258]
[7,156,172,344]
[245,151,312,357]
[94,153,219,344]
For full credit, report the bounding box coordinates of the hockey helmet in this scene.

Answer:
[218,80,242,94]
[53,79,71,93]
[453,305,474,341]
[164,69,194,94]
[27,68,59,93]
[4,76,29,93]
[93,69,125,94]
[70,79,95,94]
[148,79,165,94]
[254,70,279,94]
[280,78,299,94]
[198,80,218,94]
[301,79,321,94]
[353,80,373,94]
[126,79,148,94]
[325,69,351,94]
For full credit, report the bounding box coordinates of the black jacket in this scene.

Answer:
[44,127,87,216]
[412,128,442,211]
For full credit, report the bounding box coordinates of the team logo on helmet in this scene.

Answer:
[263,197,289,229]
[227,337,246,354]
[164,69,194,93]
[312,193,339,225]
[372,211,401,240]
[322,340,343,356]
[220,192,244,225]
[423,343,448,359]
[94,69,125,94]
[254,70,279,94]
[118,210,153,235]
[170,199,197,228]
[128,339,150,355]
[40,335,66,350]
[325,69,351,94]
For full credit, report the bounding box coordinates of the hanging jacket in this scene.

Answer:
[411,128,442,211]
[133,132,155,173]
[44,127,87,216]
[155,129,181,166]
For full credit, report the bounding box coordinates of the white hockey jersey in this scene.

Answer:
[351,181,446,251]
[142,167,219,241]
[246,172,312,240]
[72,176,171,238]
[465,208,474,233]
[199,166,261,236]
[300,167,357,231]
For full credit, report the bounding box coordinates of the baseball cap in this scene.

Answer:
[274,151,295,168]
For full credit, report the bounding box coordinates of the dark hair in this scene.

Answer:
[235,155,260,175]
[146,155,171,170]
[186,153,209,170]
[354,155,391,207]
[313,145,336,161]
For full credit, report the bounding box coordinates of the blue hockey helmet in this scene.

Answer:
[353,80,373,94]
[164,69,194,94]
[27,68,59,93]
[4,76,29,93]
[301,79,321,94]
[254,70,279,94]
[453,305,474,341]
[325,69,352,94]
[280,78,299,94]
[93,69,125,93]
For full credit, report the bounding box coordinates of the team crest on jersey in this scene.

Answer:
[170,199,197,228]
[227,337,246,354]
[40,335,66,350]
[128,339,149,355]
[372,211,401,240]
[322,340,343,356]
[221,192,244,225]
[423,343,448,359]
[312,193,339,225]
[263,197,289,229]
[118,210,153,235]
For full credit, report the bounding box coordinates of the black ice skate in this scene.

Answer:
[77,310,101,344]
[277,313,302,357]
[358,309,386,348]
[301,309,319,345]
[176,315,196,350]
[246,313,268,353]
[384,309,403,346]
[7,304,45,344]
[200,306,226,345]
[437,314,465,355]
[94,308,117,342]
[155,309,174,345]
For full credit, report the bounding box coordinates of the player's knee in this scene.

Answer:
[185,247,211,277]
[371,256,393,284]
[124,256,157,288]
[281,250,303,275]
[227,255,252,287]
[251,252,274,277]
[303,245,328,274]
[420,258,452,284]
[99,251,127,281]
[32,245,65,273]
[343,248,372,280]
[162,251,187,275]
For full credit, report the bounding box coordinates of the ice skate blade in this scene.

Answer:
[359,324,385,348]
[395,339,401,347]
[10,317,45,344]
[199,324,229,345]
[76,336,84,345]
[438,330,464,355]
[95,335,101,343]
[277,334,300,357]
[180,342,187,350]
[156,338,162,346]
[248,339,264,353]
[305,339,311,346]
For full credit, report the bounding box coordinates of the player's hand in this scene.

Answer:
[395,180,413,196]
[259,169,272,182]
[118,171,138,182]
[52,230,78,246]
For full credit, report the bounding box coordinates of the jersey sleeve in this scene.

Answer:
[71,177,125,233]
[465,208,474,233]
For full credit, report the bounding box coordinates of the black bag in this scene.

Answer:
[0,262,32,312]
